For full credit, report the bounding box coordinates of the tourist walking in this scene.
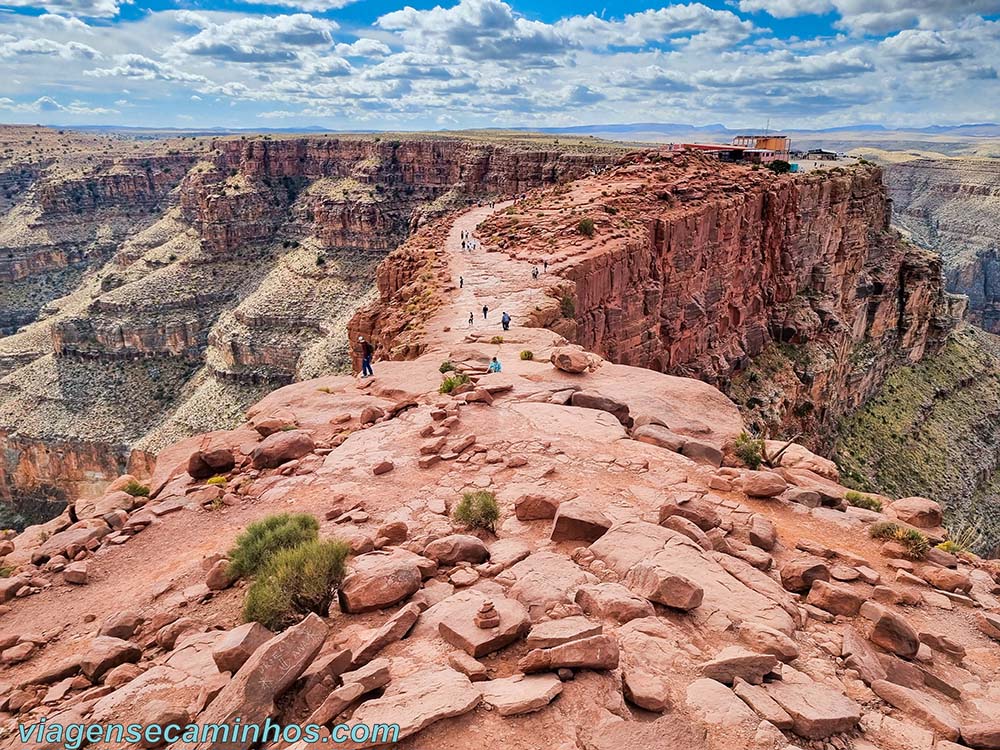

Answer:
[482,305,489,320]
[468,312,474,327]
[459,276,464,288]
[357,336,374,378]
[501,311,510,331]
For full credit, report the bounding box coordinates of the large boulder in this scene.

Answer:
[476,674,562,716]
[806,580,864,616]
[550,502,611,543]
[250,430,315,470]
[738,471,788,498]
[864,603,920,658]
[212,622,273,674]
[765,680,861,739]
[624,561,703,610]
[187,448,235,480]
[888,497,943,529]
[633,424,686,452]
[80,637,142,680]
[574,583,655,623]
[962,722,1000,749]
[658,497,721,531]
[779,556,830,593]
[193,614,326,750]
[699,646,778,685]
[550,347,591,373]
[519,634,619,673]
[438,597,530,657]
[422,535,489,566]
[338,550,429,614]
[871,680,961,741]
[571,390,631,427]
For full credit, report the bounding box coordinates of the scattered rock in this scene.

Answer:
[477,673,562,715]
[212,622,273,674]
[519,634,619,673]
[250,430,315,469]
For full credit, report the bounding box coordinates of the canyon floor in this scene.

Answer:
[2,198,1000,750]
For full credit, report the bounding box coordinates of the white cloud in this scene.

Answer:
[739,0,1000,33]
[171,13,338,63]
[0,95,117,114]
[0,0,130,18]
[239,0,358,10]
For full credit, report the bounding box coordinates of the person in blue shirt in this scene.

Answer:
[488,357,502,373]
[501,311,511,330]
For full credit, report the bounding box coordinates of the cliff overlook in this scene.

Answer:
[1,189,999,750]
[0,127,623,526]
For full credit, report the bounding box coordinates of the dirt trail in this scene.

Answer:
[420,200,560,354]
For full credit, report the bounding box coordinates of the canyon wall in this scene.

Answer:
[0,128,622,525]
[884,158,1000,332]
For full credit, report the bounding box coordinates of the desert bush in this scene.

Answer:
[734,431,764,470]
[560,294,576,319]
[937,525,982,556]
[520,350,534,360]
[845,490,882,512]
[243,539,349,630]
[439,372,470,394]
[869,521,928,559]
[228,513,319,578]
[122,480,150,497]
[869,521,900,540]
[453,490,500,532]
[490,336,504,345]
[439,360,455,373]
[205,475,227,487]
[577,218,595,237]
[767,160,791,174]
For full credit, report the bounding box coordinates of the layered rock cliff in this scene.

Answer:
[0,128,623,527]
[884,157,1000,333]
[456,152,959,447]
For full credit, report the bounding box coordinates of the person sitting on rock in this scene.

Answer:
[488,356,502,373]
[357,336,374,378]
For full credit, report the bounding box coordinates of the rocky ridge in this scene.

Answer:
[883,158,1000,333]
[0,128,623,525]
[1,199,999,750]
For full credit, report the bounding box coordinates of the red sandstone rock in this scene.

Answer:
[250,430,315,469]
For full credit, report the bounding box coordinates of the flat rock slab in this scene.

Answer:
[699,646,779,685]
[591,520,795,634]
[438,596,530,657]
[477,673,562,715]
[338,667,480,749]
[525,616,602,649]
[765,680,861,740]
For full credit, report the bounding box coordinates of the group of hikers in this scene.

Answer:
[355,212,552,380]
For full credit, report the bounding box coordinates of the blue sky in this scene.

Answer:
[1,0,998,129]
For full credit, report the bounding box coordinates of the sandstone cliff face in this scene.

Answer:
[360,152,961,449]
[884,158,1000,332]
[0,130,623,523]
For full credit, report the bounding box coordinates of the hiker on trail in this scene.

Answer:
[488,356,502,373]
[468,312,474,327]
[543,259,548,273]
[462,240,466,250]
[482,305,489,320]
[459,276,464,288]
[357,336,374,378]
[532,266,539,280]
[501,311,511,331]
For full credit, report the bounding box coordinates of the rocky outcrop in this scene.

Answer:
[884,158,1000,333]
[0,129,622,525]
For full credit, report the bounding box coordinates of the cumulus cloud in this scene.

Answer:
[880,29,969,62]
[739,0,1000,33]
[240,0,358,10]
[85,53,208,82]
[0,95,117,114]
[171,14,338,63]
[556,4,753,48]
[0,37,100,59]
[0,0,130,17]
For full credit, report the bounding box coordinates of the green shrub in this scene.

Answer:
[576,218,595,237]
[439,360,455,374]
[937,525,982,555]
[519,350,534,360]
[0,565,13,578]
[734,431,764,470]
[767,160,791,174]
[228,513,319,579]
[439,372,470,394]
[845,490,882,512]
[490,336,504,345]
[869,521,928,559]
[243,540,349,630]
[453,490,500,532]
[560,294,575,319]
[122,480,150,497]
[206,475,227,487]
[869,521,900,540]
[895,527,930,560]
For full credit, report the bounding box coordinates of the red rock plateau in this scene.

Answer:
[2,195,1000,750]
[0,126,622,524]
[357,150,966,446]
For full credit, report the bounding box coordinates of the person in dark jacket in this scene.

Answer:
[357,336,374,377]
[501,311,511,330]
